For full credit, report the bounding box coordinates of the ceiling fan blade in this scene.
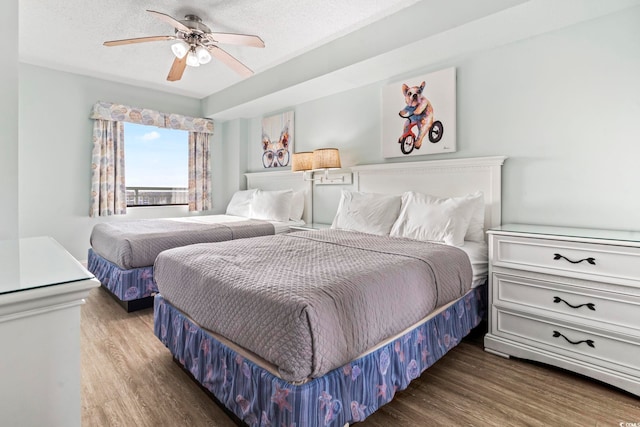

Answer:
[167,55,188,82]
[103,35,176,47]
[208,46,254,77]
[206,32,265,48]
[147,10,191,33]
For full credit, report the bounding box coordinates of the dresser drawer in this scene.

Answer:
[492,235,640,287]
[493,273,640,332]
[494,309,640,375]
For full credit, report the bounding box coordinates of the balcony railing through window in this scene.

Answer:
[126,187,188,207]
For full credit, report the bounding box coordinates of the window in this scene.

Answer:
[124,122,188,207]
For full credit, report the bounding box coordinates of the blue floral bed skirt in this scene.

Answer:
[87,248,156,301]
[154,284,487,426]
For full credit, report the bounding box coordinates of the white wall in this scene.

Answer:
[0,0,19,240]
[18,64,203,260]
[455,9,640,229]
[220,118,251,205]
[233,7,640,229]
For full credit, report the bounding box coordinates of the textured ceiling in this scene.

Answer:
[19,0,421,99]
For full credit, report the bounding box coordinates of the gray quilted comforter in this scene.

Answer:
[154,229,472,382]
[90,218,275,269]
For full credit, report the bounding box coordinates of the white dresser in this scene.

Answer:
[484,224,640,396]
[0,237,100,427]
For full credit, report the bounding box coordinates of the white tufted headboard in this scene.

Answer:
[350,156,506,233]
[244,171,313,224]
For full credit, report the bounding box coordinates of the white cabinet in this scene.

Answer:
[484,224,640,396]
[0,237,99,427]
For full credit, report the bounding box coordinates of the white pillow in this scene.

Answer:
[289,190,305,221]
[390,191,477,247]
[464,191,486,242]
[225,189,257,217]
[331,190,402,236]
[250,189,293,222]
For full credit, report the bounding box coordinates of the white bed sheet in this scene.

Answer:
[272,219,306,234]
[459,240,488,287]
[165,214,304,234]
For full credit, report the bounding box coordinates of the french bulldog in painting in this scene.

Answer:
[399,81,434,149]
[262,121,291,168]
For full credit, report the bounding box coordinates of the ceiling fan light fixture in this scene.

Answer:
[170,40,189,59]
[195,46,212,64]
[186,50,200,67]
[105,10,263,81]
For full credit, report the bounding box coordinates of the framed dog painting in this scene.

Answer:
[261,110,294,168]
[382,67,456,158]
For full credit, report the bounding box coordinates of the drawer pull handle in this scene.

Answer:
[552,330,595,348]
[553,253,596,265]
[553,296,596,311]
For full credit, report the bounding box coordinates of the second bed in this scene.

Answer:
[88,170,311,311]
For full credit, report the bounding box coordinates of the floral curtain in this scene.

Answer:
[90,120,126,217]
[188,132,211,212]
[165,113,215,133]
[90,101,214,133]
[89,101,214,215]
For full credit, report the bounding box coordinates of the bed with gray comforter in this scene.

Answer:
[90,218,275,269]
[154,229,472,383]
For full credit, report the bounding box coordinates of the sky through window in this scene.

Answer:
[124,122,188,188]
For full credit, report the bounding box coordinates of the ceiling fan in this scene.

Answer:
[103,10,265,82]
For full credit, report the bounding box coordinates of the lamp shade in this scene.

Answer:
[291,152,314,172]
[186,50,200,67]
[195,46,212,64]
[171,41,189,59]
[312,148,341,170]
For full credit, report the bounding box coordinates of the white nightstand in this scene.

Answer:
[484,224,640,396]
[289,223,331,232]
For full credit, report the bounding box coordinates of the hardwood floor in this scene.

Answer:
[81,287,640,426]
